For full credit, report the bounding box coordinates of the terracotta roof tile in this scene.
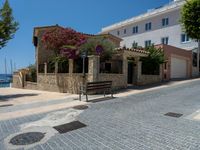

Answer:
[116,47,149,54]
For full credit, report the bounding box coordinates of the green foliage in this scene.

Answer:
[80,36,115,61]
[26,64,37,82]
[132,42,143,49]
[181,0,200,40]
[0,0,19,49]
[48,56,69,73]
[141,46,165,75]
[145,46,165,64]
[49,55,68,64]
[132,41,138,49]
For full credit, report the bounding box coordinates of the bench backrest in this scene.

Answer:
[86,81,112,91]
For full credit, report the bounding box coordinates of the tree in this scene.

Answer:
[181,0,200,72]
[80,36,115,61]
[181,0,200,40]
[42,27,86,59]
[26,64,37,82]
[140,45,164,75]
[0,0,18,49]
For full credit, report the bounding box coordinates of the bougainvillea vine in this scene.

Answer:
[42,27,86,59]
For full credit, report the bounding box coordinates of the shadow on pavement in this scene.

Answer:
[114,77,200,94]
[90,96,116,103]
[0,93,39,101]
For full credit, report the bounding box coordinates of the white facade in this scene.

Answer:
[101,0,198,50]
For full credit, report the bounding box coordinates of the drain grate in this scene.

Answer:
[164,112,183,118]
[9,132,45,145]
[73,105,88,110]
[53,121,86,134]
[0,104,13,108]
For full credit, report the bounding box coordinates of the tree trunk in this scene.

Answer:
[198,40,200,75]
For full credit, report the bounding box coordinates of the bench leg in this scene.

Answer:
[104,91,106,97]
[79,92,81,101]
[111,89,113,98]
[86,94,88,102]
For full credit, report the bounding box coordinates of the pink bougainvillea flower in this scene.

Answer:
[42,27,86,59]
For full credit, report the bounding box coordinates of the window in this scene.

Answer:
[193,52,197,67]
[132,41,138,48]
[117,30,120,36]
[161,37,169,45]
[145,22,152,31]
[162,18,169,26]
[145,40,151,47]
[132,26,138,34]
[124,29,126,34]
[181,34,190,43]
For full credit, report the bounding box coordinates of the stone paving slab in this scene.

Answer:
[0,98,75,113]
[0,100,87,121]
[0,88,74,105]
[1,79,200,149]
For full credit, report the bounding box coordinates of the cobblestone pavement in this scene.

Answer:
[1,79,200,150]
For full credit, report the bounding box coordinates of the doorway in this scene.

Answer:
[127,61,134,84]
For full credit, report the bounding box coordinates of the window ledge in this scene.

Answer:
[181,41,191,44]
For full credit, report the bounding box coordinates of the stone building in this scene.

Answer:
[12,25,192,94]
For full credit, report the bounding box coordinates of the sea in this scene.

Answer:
[0,74,12,88]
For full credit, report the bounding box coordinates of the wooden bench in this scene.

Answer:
[79,81,113,102]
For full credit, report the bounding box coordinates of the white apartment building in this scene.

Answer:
[101,0,198,51]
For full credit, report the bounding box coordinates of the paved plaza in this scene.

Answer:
[1,79,200,149]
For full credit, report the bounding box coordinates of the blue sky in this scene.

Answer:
[0,0,170,74]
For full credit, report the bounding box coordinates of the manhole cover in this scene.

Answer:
[164,112,183,118]
[73,105,88,110]
[0,104,13,107]
[53,121,86,134]
[10,132,45,145]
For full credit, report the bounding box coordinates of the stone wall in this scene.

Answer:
[36,73,126,93]
[135,61,162,85]
[12,74,23,88]
[12,55,164,94]
[137,75,162,85]
[12,72,86,94]
[25,82,38,90]
[98,74,127,89]
[37,73,86,94]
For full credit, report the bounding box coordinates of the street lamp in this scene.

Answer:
[81,51,88,78]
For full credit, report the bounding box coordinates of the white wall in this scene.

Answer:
[120,24,198,50]
[103,8,198,51]
[108,9,180,38]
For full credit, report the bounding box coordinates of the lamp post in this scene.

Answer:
[81,51,88,79]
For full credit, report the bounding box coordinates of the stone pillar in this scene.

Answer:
[44,62,47,75]
[137,61,142,80]
[134,57,142,85]
[68,59,73,74]
[159,64,163,81]
[55,62,58,74]
[123,55,128,87]
[198,40,200,75]
[88,55,100,82]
